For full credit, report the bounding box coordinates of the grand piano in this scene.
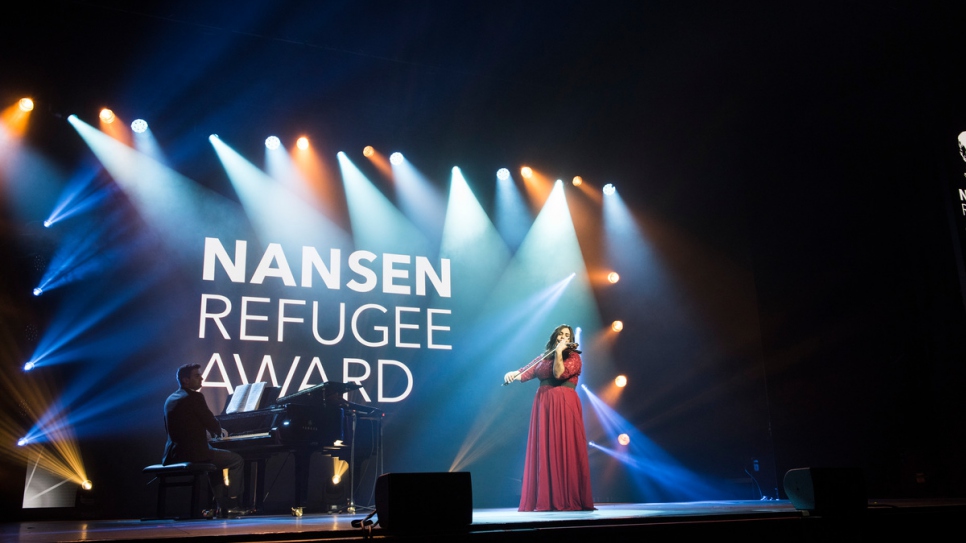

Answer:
[210,381,382,512]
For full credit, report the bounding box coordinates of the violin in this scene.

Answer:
[557,342,579,354]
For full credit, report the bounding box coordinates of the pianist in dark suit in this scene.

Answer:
[163,363,244,514]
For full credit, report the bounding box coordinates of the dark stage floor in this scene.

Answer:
[4,499,965,542]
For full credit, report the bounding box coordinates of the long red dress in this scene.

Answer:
[517,352,594,511]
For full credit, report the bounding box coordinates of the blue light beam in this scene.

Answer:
[68,116,249,260]
[440,167,511,314]
[210,137,351,250]
[582,384,730,501]
[336,152,430,255]
[392,158,446,250]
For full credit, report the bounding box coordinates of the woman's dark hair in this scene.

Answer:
[545,324,581,357]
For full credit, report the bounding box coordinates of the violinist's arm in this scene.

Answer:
[552,343,567,379]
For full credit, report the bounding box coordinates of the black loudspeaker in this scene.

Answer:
[783,467,867,515]
[374,472,472,532]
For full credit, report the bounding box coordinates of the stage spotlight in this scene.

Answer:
[99,108,115,124]
[81,480,93,491]
[389,152,404,165]
[131,119,148,133]
[521,166,533,179]
[332,458,348,485]
[17,437,28,447]
[497,168,510,180]
[32,287,42,296]
[363,145,375,157]
[611,320,623,332]
[615,375,627,388]
[265,136,280,150]
[296,136,309,150]
[23,361,35,372]
[573,176,583,186]
[603,183,616,195]
[43,219,51,228]
[618,433,631,446]
[19,98,34,112]
[607,272,620,284]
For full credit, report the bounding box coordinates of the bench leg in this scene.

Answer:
[155,473,212,519]
[190,473,212,519]
[156,476,167,519]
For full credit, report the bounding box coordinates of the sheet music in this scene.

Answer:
[244,382,266,411]
[225,382,267,414]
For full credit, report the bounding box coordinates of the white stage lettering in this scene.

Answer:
[201,353,413,403]
[199,296,452,349]
[202,237,450,296]
[199,238,448,404]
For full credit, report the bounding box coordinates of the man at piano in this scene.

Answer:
[163,363,245,517]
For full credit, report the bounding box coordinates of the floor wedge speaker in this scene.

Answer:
[374,472,472,532]
[784,467,867,515]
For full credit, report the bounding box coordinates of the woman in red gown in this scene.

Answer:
[504,324,594,511]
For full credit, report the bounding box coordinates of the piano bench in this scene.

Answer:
[143,462,218,520]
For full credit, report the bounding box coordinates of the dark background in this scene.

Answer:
[2,0,966,518]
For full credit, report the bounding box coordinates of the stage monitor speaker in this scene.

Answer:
[783,467,867,515]
[374,472,472,532]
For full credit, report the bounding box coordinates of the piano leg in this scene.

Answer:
[294,449,310,509]
[348,411,357,513]
[240,457,267,512]
[253,458,266,511]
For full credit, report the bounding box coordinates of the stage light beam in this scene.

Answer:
[389,152,404,165]
[363,146,374,157]
[521,166,533,179]
[612,320,623,332]
[265,136,280,150]
[296,137,309,150]
[582,384,725,501]
[573,176,583,186]
[603,183,616,195]
[336,151,428,254]
[332,459,348,485]
[99,109,115,124]
[497,168,510,181]
[615,375,627,387]
[19,98,34,112]
[608,272,620,284]
[130,119,148,133]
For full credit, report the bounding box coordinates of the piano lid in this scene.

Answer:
[273,381,363,406]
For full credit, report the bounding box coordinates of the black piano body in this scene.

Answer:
[211,381,381,512]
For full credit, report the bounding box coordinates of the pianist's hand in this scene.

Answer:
[220,428,229,438]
